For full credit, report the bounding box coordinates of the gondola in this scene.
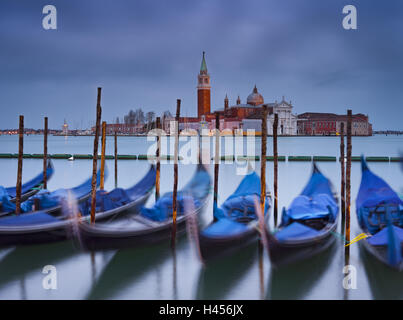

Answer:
[0,165,104,218]
[0,165,156,247]
[78,164,211,250]
[356,157,403,271]
[0,160,54,210]
[198,170,270,261]
[265,163,339,267]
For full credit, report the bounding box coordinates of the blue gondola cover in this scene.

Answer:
[214,171,269,221]
[140,166,210,222]
[274,222,322,242]
[0,211,58,226]
[367,225,403,246]
[80,188,131,216]
[356,158,403,234]
[202,218,248,238]
[1,168,103,213]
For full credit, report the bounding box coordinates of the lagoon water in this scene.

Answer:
[0,134,402,300]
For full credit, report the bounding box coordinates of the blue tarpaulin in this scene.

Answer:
[5,162,54,198]
[0,187,10,202]
[214,171,269,221]
[356,158,403,210]
[367,225,403,246]
[141,193,200,222]
[281,166,338,226]
[140,166,210,222]
[275,222,322,242]
[78,165,156,216]
[1,168,103,213]
[356,157,403,267]
[79,188,131,216]
[202,218,248,238]
[356,157,403,234]
[201,170,269,239]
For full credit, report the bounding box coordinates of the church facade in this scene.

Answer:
[178,52,371,136]
[196,52,298,135]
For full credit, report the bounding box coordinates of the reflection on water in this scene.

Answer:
[0,242,76,290]
[267,242,338,300]
[196,242,258,300]
[0,135,402,299]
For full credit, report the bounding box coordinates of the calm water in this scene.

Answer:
[0,134,402,300]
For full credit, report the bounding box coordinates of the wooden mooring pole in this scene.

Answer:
[171,99,181,247]
[155,117,161,201]
[114,130,118,188]
[43,117,48,190]
[273,113,279,226]
[345,110,352,253]
[261,105,268,214]
[340,122,346,235]
[100,121,106,190]
[90,88,102,224]
[15,115,24,215]
[213,112,220,221]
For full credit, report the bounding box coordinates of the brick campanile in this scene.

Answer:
[197,51,211,118]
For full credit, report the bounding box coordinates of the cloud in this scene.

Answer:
[0,0,402,129]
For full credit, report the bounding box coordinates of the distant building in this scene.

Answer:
[197,51,211,118]
[153,52,373,136]
[193,52,298,135]
[62,120,68,135]
[297,113,372,136]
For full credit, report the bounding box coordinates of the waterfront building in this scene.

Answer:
[297,112,372,136]
[197,51,211,118]
[158,52,372,137]
[192,52,298,135]
[62,120,68,135]
[92,123,145,135]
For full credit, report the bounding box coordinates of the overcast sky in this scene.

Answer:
[0,0,402,130]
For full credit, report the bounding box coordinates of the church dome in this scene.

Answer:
[247,85,264,106]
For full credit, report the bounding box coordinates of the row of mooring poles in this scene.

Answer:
[171,99,181,248]
[213,112,220,222]
[43,117,48,190]
[155,117,161,201]
[100,121,107,191]
[273,113,279,227]
[340,122,346,235]
[15,115,24,215]
[345,110,352,259]
[260,105,267,214]
[90,88,102,224]
[340,110,352,246]
[114,130,118,189]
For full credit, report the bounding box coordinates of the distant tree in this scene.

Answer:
[145,111,155,131]
[124,110,136,125]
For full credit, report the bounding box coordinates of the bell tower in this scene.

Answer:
[197,51,211,118]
